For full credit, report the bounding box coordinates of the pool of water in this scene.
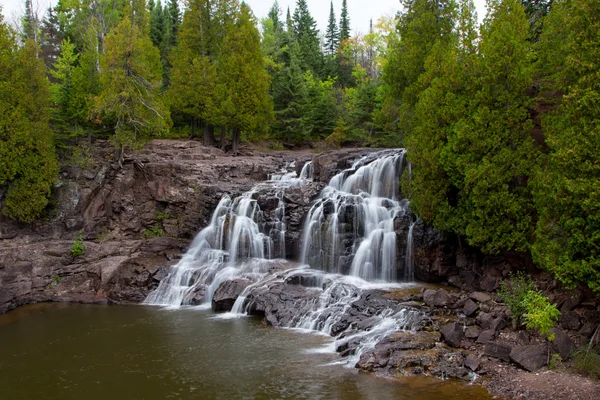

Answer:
[0,303,491,399]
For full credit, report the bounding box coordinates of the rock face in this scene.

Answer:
[510,345,548,372]
[212,279,251,312]
[0,237,186,313]
[0,140,314,313]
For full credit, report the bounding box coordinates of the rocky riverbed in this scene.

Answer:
[1,140,599,399]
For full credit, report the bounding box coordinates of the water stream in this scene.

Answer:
[144,150,421,372]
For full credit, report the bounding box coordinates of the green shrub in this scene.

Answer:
[572,347,600,380]
[268,141,284,151]
[155,211,172,222]
[70,232,86,257]
[522,289,560,340]
[498,272,536,326]
[548,353,562,370]
[143,224,164,239]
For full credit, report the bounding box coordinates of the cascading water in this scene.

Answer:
[146,150,422,369]
[300,150,413,282]
[145,165,311,307]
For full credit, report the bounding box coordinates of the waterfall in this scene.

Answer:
[300,150,413,282]
[405,222,415,281]
[144,166,310,307]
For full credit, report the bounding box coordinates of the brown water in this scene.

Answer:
[0,303,491,400]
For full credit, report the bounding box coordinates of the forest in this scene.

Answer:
[0,0,598,293]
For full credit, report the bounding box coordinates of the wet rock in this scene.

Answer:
[440,322,464,348]
[470,292,492,303]
[463,299,479,317]
[212,279,251,312]
[464,354,481,372]
[423,289,452,308]
[484,343,512,362]
[510,344,548,372]
[552,328,575,360]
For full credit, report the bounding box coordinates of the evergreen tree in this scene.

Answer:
[150,0,165,48]
[325,1,338,56]
[293,0,322,75]
[93,15,170,164]
[267,1,282,33]
[22,0,40,43]
[532,0,600,291]
[211,3,272,154]
[339,0,350,42]
[40,6,63,69]
[0,15,59,222]
[167,0,181,46]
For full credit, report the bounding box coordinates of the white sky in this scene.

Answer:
[1,0,487,35]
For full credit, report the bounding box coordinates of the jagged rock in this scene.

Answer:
[552,328,575,360]
[484,343,512,362]
[423,289,452,307]
[470,292,492,303]
[463,299,479,317]
[479,276,500,292]
[560,312,582,331]
[440,322,464,348]
[560,289,583,312]
[510,344,548,372]
[465,326,481,339]
[476,329,496,344]
[212,279,251,312]
[464,354,481,372]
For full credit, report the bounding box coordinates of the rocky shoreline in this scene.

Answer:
[1,140,599,399]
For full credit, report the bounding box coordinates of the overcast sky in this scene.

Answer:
[1,0,487,34]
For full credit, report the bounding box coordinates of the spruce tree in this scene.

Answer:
[0,15,59,222]
[339,0,350,43]
[325,1,339,56]
[293,0,322,75]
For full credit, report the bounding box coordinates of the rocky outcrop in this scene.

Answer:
[0,237,186,313]
[212,279,251,312]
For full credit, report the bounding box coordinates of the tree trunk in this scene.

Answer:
[191,118,195,138]
[203,123,214,147]
[232,127,241,156]
[220,127,226,150]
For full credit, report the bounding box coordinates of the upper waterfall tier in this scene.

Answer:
[300,150,414,282]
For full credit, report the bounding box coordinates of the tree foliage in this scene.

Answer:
[0,16,59,222]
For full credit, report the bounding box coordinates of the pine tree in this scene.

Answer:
[211,3,272,154]
[150,0,165,48]
[325,1,338,56]
[93,15,170,164]
[268,1,282,33]
[0,15,59,222]
[339,0,350,43]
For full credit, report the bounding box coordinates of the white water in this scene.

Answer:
[145,165,311,307]
[300,150,415,282]
[145,151,421,367]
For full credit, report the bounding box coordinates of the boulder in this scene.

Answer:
[484,343,512,362]
[479,276,500,292]
[470,292,492,303]
[465,326,481,339]
[212,279,251,312]
[463,299,479,317]
[440,321,464,348]
[552,328,575,360]
[464,354,481,372]
[510,344,548,372]
[476,329,496,344]
[423,289,452,308]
